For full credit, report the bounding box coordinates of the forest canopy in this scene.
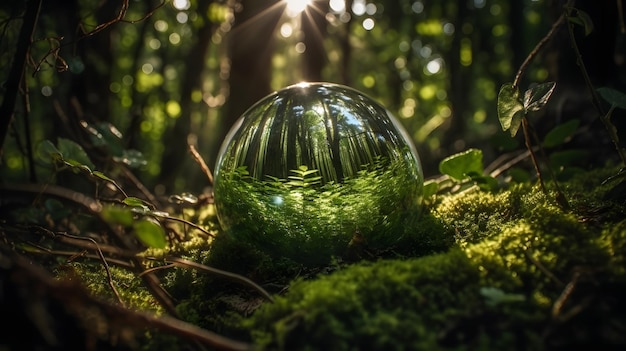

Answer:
[2,0,622,194]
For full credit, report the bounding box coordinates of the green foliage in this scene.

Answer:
[38,138,95,171]
[542,119,579,148]
[215,155,424,265]
[133,217,167,249]
[497,82,556,137]
[497,83,525,137]
[430,149,497,199]
[597,87,626,109]
[439,148,483,181]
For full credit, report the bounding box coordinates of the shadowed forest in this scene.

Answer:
[1,0,626,350]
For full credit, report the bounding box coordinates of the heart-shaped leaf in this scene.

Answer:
[497,83,525,137]
[523,81,556,112]
[439,148,484,181]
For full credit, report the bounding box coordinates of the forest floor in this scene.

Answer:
[1,165,626,350]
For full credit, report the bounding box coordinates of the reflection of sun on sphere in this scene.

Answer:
[213,82,424,265]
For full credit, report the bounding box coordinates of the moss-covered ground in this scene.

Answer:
[72,167,626,350]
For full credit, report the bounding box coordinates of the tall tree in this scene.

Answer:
[224,0,283,142]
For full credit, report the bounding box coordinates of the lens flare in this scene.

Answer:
[284,0,312,16]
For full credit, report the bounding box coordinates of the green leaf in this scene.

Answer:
[439,149,484,181]
[57,138,95,170]
[523,82,556,112]
[36,140,63,165]
[133,218,167,249]
[93,170,114,183]
[568,8,594,36]
[497,83,525,137]
[123,197,150,211]
[101,206,134,226]
[597,87,626,109]
[543,119,580,148]
[64,159,92,173]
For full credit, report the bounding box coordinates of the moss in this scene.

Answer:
[246,249,483,351]
[240,175,626,350]
[64,167,626,350]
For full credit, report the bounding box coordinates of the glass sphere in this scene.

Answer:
[214,82,423,264]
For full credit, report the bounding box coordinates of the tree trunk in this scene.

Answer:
[224,0,282,137]
[301,1,329,82]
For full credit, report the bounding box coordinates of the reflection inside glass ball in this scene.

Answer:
[214,82,423,264]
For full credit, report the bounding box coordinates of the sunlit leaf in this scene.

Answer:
[524,81,556,112]
[597,87,626,109]
[497,83,525,137]
[123,197,150,211]
[57,138,95,170]
[101,205,134,226]
[64,159,92,173]
[543,119,580,148]
[567,8,594,36]
[133,217,167,249]
[439,149,484,181]
[93,170,114,182]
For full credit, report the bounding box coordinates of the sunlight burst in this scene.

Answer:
[284,0,313,17]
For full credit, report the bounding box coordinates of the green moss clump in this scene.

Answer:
[241,179,626,350]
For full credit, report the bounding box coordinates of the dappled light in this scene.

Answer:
[1,0,626,350]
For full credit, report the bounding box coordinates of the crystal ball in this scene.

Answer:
[213,82,423,264]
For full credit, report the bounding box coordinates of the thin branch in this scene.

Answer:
[2,250,254,351]
[166,256,274,303]
[564,6,626,166]
[189,143,214,186]
[23,243,133,268]
[155,212,216,239]
[564,7,604,115]
[522,118,547,193]
[513,12,566,90]
[79,0,166,39]
[57,231,125,305]
[0,183,179,316]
